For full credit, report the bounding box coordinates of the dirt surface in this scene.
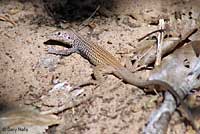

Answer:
[0,0,200,134]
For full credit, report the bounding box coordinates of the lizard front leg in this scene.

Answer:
[68,65,111,89]
[73,65,116,88]
[47,47,77,56]
[93,65,116,83]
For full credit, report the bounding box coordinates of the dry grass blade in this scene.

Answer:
[78,5,100,30]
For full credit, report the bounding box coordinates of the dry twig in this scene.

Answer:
[137,29,165,42]
[0,15,16,26]
[155,19,165,66]
[78,5,100,31]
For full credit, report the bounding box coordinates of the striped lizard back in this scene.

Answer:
[70,30,123,68]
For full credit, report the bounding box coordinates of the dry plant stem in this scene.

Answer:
[137,29,165,42]
[131,65,147,72]
[144,58,200,134]
[0,15,16,26]
[155,19,165,66]
[137,28,198,66]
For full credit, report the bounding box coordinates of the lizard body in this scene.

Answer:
[45,29,197,131]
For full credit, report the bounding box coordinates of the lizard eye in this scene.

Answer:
[67,36,70,39]
[58,32,61,35]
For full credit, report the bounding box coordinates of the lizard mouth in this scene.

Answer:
[44,39,72,48]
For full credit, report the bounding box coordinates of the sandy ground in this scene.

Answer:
[0,0,200,133]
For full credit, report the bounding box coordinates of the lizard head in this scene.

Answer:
[47,30,75,46]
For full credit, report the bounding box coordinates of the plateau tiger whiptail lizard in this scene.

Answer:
[44,29,198,131]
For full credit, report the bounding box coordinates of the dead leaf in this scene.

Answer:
[149,43,198,86]
[0,106,61,134]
